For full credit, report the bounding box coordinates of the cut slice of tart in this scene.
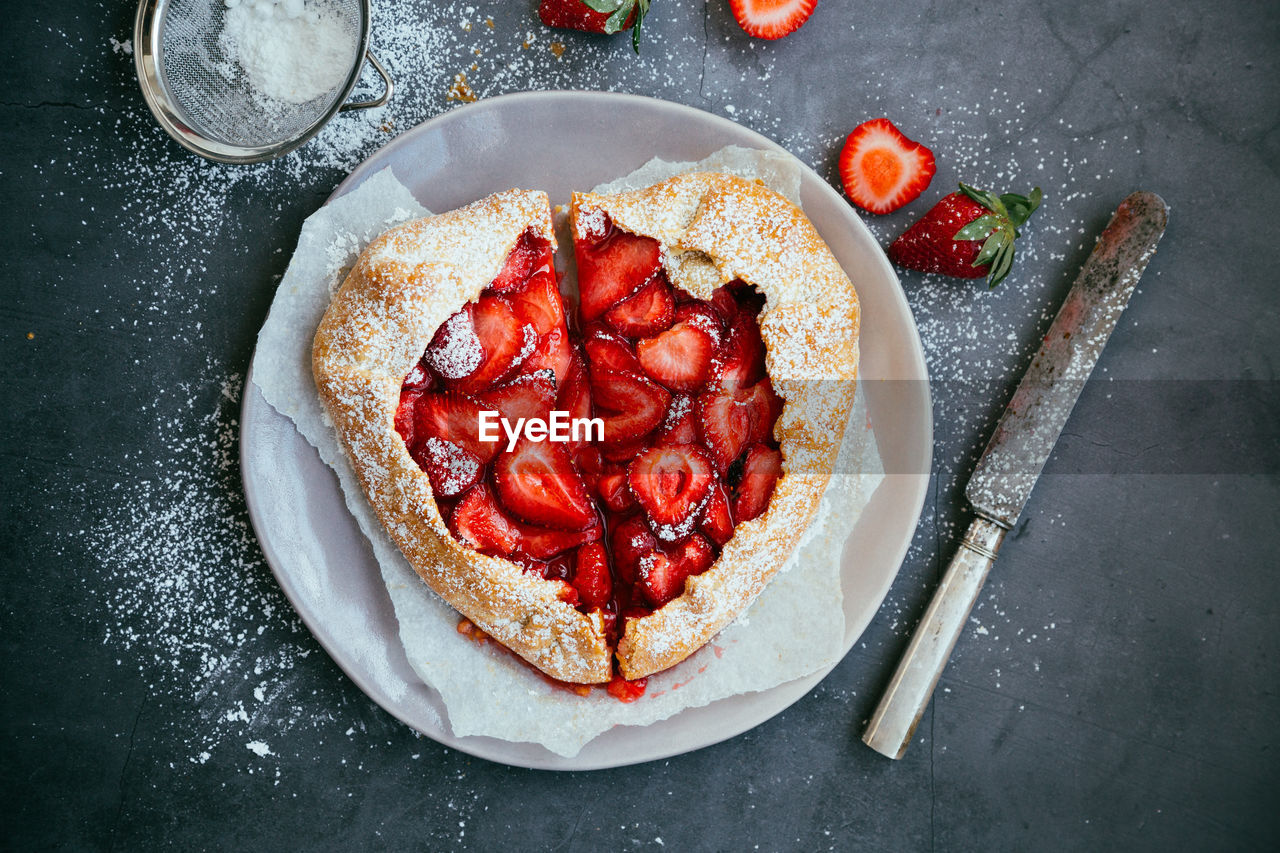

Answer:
[312,173,860,688]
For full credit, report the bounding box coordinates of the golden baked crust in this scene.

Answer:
[312,190,612,684]
[313,174,859,686]
[571,173,860,679]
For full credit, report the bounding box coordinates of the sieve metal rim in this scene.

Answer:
[133,0,386,165]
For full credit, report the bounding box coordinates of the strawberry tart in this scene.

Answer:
[312,172,860,687]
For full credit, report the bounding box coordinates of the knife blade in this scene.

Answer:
[862,191,1169,759]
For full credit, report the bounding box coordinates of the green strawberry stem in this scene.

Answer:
[954,183,1043,288]
[581,0,651,52]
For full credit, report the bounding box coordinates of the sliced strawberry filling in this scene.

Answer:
[393,217,788,682]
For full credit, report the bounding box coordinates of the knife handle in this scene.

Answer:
[862,516,1007,759]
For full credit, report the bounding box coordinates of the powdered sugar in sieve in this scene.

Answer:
[135,0,392,163]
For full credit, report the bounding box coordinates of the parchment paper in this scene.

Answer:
[252,148,884,756]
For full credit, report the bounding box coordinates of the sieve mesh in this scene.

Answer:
[158,0,363,149]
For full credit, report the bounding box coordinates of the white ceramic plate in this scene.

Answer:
[240,91,931,770]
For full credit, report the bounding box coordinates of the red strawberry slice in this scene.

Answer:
[606,674,648,702]
[505,262,564,336]
[412,436,483,498]
[611,514,657,585]
[671,533,715,576]
[729,0,816,39]
[839,118,936,215]
[596,469,635,512]
[449,484,521,557]
[637,321,715,392]
[655,394,698,446]
[490,228,552,293]
[415,392,499,463]
[709,285,740,324]
[604,274,674,337]
[556,354,593,440]
[571,542,612,611]
[520,326,574,385]
[601,440,647,464]
[423,306,483,380]
[457,294,532,389]
[477,373,556,425]
[401,360,432,392]
[627,444,715,542]
[513,515,601,561]
[589,368,670,445]
[673,302,724,345]
[700,482,734,546]
[575,226,662,321]
[493,438,595,531]
[583,325,643,375]
[734,444,783,522]
[696,381,782,469]
[395,388,423,448]
[636,535,713,606]
[711,311,767,391]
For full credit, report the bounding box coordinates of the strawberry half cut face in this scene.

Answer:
[393,221,788,666]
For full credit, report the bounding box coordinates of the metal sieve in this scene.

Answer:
[134,0,393,164]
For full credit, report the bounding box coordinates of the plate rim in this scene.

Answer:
[240,90,932,769]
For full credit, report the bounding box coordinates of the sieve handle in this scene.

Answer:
[340,51,393,112]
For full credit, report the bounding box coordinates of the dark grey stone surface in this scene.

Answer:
[2,0,1277,849]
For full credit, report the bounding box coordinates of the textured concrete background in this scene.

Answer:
[2,0,1277,849]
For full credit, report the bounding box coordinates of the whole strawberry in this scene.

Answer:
[888,183,1042,288]
[538,0,651,52]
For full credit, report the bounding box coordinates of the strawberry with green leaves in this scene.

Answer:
[888,183,1043,288]
[538,0,652,52]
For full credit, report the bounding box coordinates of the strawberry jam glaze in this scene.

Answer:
[394,219,785,693]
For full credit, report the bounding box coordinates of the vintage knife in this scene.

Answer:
[862,191,1170,759]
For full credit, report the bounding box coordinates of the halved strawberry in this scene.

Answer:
[611,514,657,585]
[456,294,532,389]
[583,325,643,375]
[411,436,483,498]
[839,117,936,215]
[670,533,714,577]
[449,484,520,556]
[604,274,674,337]
[477,373,556,425]
[520,326,574,385]
[673,302,724,345]
[505,263,564,336]
[701,482,734,546]
[729,0,815,39]
[571,542,612,611]
[415,392,499,463]
[637,321,715,392]
[654,394,698,446]
[423,306,483,380]
[490,228,552,293]
[627,444,715,542]
[696,381,781,469]
[493,438,595,531]
[734,443,783,522]
[589,368,670,444]
[575,226,662,321]
[711,311,767,391]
